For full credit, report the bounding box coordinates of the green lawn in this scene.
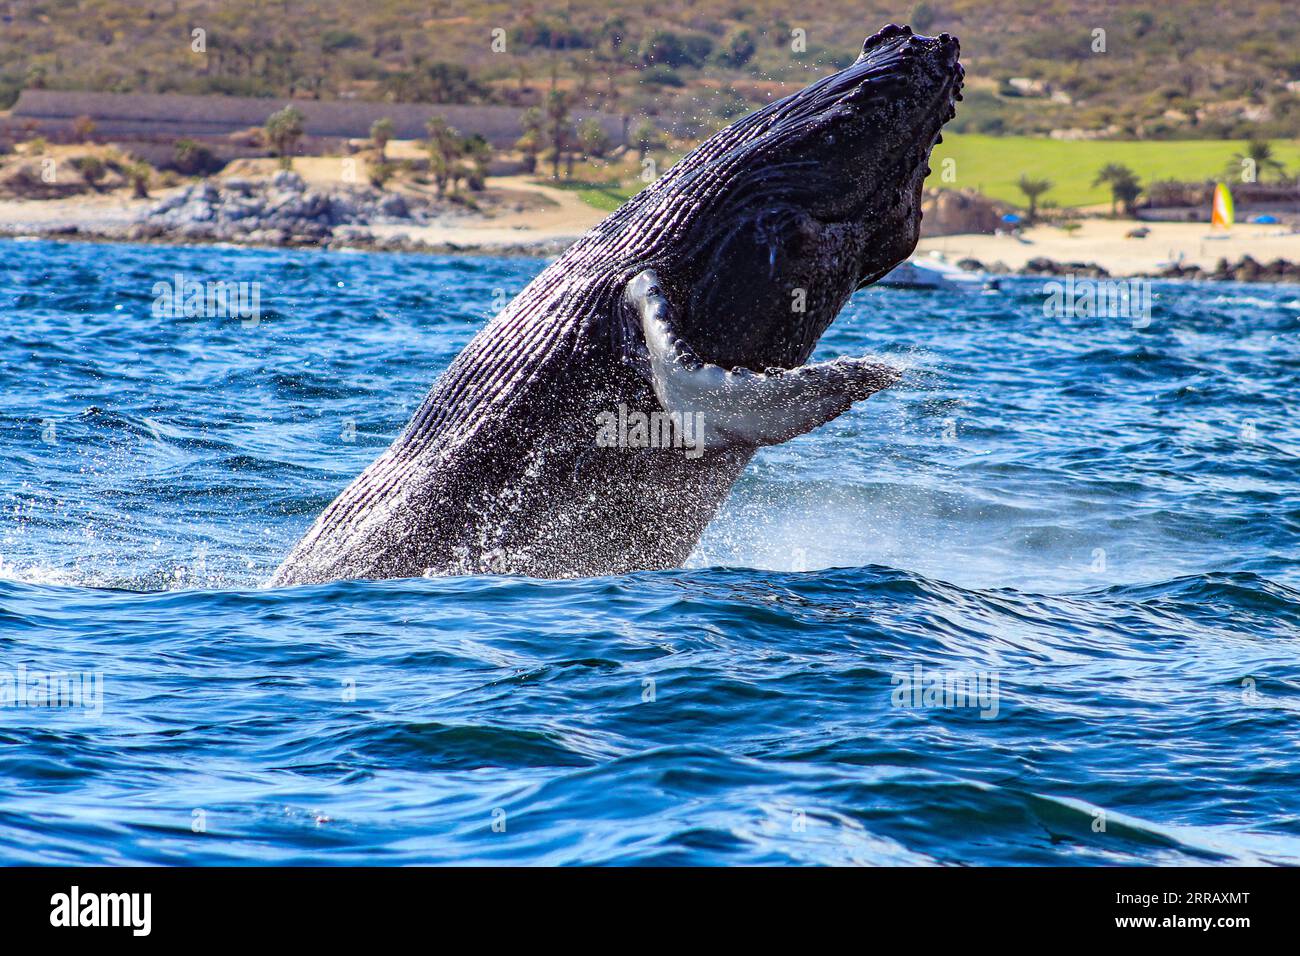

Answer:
[561,135,1300,214]
[927,134,1300,209]
[551,180,640,212]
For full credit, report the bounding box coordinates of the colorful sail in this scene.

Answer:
[1211,182,1234,230]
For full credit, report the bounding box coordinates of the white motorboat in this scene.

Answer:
[879,251,1000,291]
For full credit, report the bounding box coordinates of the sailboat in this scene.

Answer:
[1210,182,1234,231]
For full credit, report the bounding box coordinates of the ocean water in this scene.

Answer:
[2,238,1299,865]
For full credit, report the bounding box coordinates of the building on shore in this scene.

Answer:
[1138,181,1300,224]
[7,89,628,153]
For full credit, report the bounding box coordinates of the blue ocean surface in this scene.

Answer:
[2,238,1299,865]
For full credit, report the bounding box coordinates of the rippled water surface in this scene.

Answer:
[2,238,1299,864]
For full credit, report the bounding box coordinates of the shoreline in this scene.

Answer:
[0,222,577,258]
[917,218,1300,282]
[3,186,1300,282]
[0,220,577,258]
[0,170,607,259]
[7,225,1300,286]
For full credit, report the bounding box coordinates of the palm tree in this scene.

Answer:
[515,107,545,174]
[425,116,462,195]
[126,161,151,198]
[1016,175,1053,223]
[632,119,659,162]
[370,117,395,163]
[1093,163,1142,216]
[264,105,305,169]
[461,134,492,190]
[578,118,610,158]
[1229,139,1288,183]
[545,90,572,180]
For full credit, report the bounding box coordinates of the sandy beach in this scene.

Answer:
[0,191,152,232]
[4,172,1300,279]
[364,175,605,249]
[918,218,1300,276]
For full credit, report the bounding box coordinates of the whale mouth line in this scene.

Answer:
[632,282,811,379]
[647,310,899,385]
[626,269,901,449]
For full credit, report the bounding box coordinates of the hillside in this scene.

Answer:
[2,0,1299,140]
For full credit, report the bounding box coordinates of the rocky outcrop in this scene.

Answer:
[952,254,1300,284]
[138,170,461,245]
[1019,256,1111,278]
[920,189,1007,237]
[953,257,1110,278]
[1155,255,1300,283]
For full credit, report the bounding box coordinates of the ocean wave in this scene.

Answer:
[2,241,1299,864]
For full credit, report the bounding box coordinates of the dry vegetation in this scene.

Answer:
[2,1,1299,140]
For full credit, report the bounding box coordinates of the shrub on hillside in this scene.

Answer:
[69,155,105,189]
[639,30,714,69]
[321,29,364,52]
[382,62,489,104]
[171,139,223,176]
[713,27,757,68]
[511,18,592,51]
[639,65,684,88]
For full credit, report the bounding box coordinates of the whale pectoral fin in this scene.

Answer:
[626,269,901,448]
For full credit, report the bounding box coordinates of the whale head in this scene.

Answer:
[630,25,962,373]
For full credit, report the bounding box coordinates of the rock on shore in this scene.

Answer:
[1156,255,1300,283]
[131,170,457,246]
[954,254,1300,284]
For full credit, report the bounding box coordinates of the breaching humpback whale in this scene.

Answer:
[272,24,962,584]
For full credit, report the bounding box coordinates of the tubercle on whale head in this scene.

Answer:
[637,25,962,374]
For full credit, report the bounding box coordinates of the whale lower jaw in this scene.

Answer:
[627,270,900,449]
